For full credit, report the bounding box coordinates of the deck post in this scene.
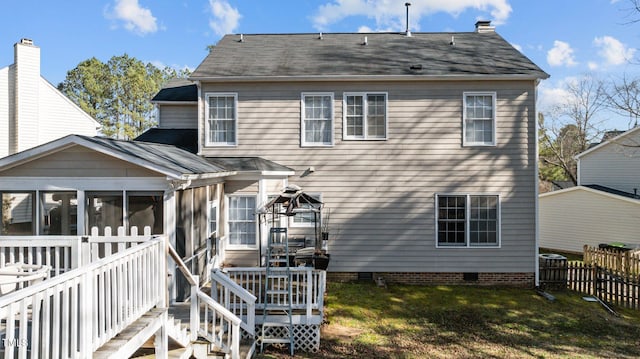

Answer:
[306,269,313,320]
[154,310,169,358]
[190,275,200,341]
[80,236,91,266]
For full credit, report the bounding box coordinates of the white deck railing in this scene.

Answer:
[224,267,326,320]
[210,269,256,333]
[168,244,250,359]
[0,236,166,359]
[0,227,154,277]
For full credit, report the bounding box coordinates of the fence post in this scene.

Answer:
[80,236,91,267]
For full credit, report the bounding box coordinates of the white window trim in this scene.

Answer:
[342,92,388,141]
[289,192,322,228]
[462,92,497,147]
[434,193,501,249]
[204,92,238,147]
[301,92,334,147]
[225,194,258,250]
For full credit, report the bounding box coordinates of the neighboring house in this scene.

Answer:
[0,38,101,157]
[0,39,101,234]
[540,127,640,253]
[0,21,549,287]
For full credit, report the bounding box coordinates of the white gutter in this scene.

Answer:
[189,74,549,83]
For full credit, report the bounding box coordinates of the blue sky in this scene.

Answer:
[1,0,639,130]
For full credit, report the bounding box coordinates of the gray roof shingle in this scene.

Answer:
[190,32,548,79]
[151,78,197,102]
[78,135,226,176]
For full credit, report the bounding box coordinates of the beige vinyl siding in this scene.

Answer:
[158,104,197,129]
[201,80,537,273]
[579,132,640,194]
[540,188,640,253]
[0,145,162,177]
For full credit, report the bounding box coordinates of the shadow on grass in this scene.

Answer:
[309,282,640,359]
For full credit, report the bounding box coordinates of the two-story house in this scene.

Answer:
[0,21,548,289]
[0,38,100,157]
[540,127,640,253]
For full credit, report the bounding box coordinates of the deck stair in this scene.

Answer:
[260,227,295,356]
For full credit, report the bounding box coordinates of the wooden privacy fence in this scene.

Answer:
[583,245,640,275]
[540,246,640,310]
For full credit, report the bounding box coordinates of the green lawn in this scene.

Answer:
[257,282,640,358]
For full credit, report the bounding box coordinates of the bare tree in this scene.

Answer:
[539,75,607,185]
[605,75,640,128]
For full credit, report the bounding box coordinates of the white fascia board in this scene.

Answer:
[539,185,640,205]
[0,177,170,191]
[151,100,197,105]
[189,74,546,83]
[0,135,185,180]
[182,171,238,181]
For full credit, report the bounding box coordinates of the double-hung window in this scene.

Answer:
[436,194,500,247]
[463,92,496,146]
[228,195,256,247]
[301,93,333,146]
[343,93,387,140]
[206,93,237,146]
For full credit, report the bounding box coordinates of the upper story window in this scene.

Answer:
[344,93,387,140]
[435,194,500,248]
[463,92,496,146]
[301,93,333,146]
[205,93,237,146]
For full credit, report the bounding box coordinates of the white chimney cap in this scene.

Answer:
[475,20,495,33]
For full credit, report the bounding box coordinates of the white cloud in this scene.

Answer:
[208,0,241,36]
[111,0,158,35]
[312,0,512,31]
[511,43,522,52]
[358,25,373,33]
[588,61,599,70]
[593,36,636,66]
[538,80,571,114]
[547,40,577,67]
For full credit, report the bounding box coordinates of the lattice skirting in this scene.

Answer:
[246,324,321,352]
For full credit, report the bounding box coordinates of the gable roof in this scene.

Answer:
[576,126,640,159]
[540,185,640,204]
[0,135,233,180]
[190,32,549,81]
[151,78,197,102]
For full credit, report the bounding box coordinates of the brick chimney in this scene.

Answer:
[12,38,40,154]
[475,20,495,33]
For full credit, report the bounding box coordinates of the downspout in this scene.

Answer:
[196,80,203,156]
[534,81,540,288]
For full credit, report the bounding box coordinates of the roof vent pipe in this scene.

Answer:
[450,36,455,46]
[363,36,368,45]
[239,34,244,42]
[319,32,323,40]
[405,3,412,37]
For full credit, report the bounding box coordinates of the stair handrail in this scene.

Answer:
[167,242,198,286]
[169,243,252,358]
[211,268,257,335]
[193,283,242,358]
